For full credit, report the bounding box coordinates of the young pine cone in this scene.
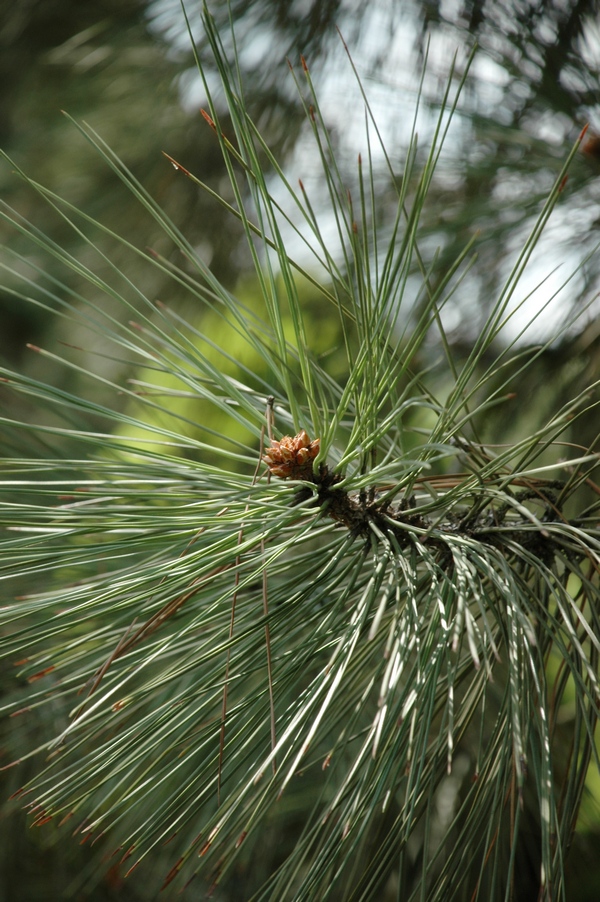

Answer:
[263,430,320,480]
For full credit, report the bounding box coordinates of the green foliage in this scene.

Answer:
[1,4,599,900]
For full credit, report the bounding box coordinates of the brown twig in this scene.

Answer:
[218,397,276,803]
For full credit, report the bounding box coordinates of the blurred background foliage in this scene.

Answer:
[1,0,600,898]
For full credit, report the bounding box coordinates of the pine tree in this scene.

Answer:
[1,5,599,899]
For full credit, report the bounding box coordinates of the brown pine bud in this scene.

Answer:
[263,430,320,480]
